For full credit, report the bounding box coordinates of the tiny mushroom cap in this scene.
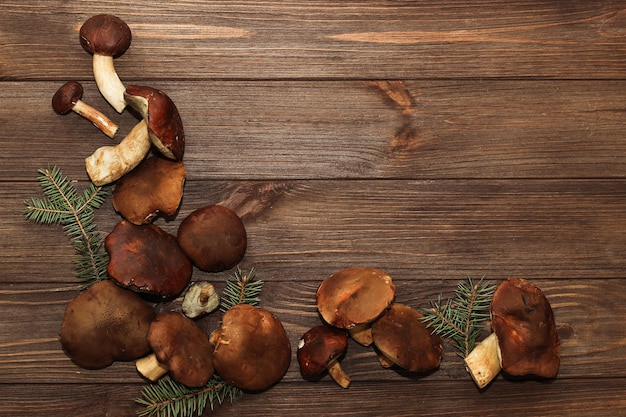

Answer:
[105,220,193,299]
[112,155,186,225]
[182,281,220,319]
[124,85,185,161]
[371,303,444,373]
[177,205,247,272]
[60,280,156,369]
[210,304,291,391]
[136,311,214,387]
[52,81,118,138]
[316,267,396,346]
[79,14,131,113]
[297,325,351,388]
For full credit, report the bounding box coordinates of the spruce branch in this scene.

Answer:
[220,267,263,312]
[24,166,109,286]
[421,276,495,358]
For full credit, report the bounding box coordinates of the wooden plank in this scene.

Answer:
[2,1,626,80]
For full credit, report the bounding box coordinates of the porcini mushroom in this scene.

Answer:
[52,81,118,138]
[79,14,132,113]
[177,205,247,272]
[464,278,560,388]
[105,220,193,299]
[297,325,351,388]
[60,280,156,369]
[316,267,396,346]
[182,281,220,319]
[371,303,443,373]
[136,311,214,387]
[112,155,186,224]
[210,304,291,391]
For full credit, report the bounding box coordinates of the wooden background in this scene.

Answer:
[2,1,626,415]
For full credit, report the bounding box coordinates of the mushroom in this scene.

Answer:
[79,14,132,113]
[52,81,118,138]
[182,281,220,319]
[105,220,193,299]
[210,304,291,391]
[112,155,186,224]
[59,280,156,369]
[464,278,560,388]
[371,303,444,373]
[297,325,351,388]
[316,267,396,346]
[136,311,214,387]
[177,205,247,272]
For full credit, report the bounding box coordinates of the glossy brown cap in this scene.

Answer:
[491,278,560,378]
[112,155,186,225]
[371,303,443,373]
[297,325,348,379]
[316,267,396,329]
[60,280,156,369]
[177,205,247,272]
[210,304,291,391]
[52,81,83,114]
[105,220,193,298]
[79,14,132,57]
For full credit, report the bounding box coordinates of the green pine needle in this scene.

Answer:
[24,166,109,286]
[220,267,263,312]
[421,276,495,358]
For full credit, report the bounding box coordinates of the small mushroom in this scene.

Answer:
[464,278,560,388]
[52,81,118,138]
[297,325,351,388]
[182,281,220,319]
[105,220,193,299]
[112,155,186,224]
[210,304,291,391]
[60,280,156,369]
[136,311,215,387]
[79,14,132,113]
[177,205,247,272]
[316,267,396,346]
[371,303,444,373]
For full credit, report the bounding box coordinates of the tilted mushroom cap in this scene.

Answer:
[60,280,156,369]
[112,155,186,225]
[371,303,443,373]
[491,278,560,378]
[79,14,132,57]
[210,304,291,391]
[297,325,351,388]
[177,205,247,272]
[124,85,185,161]
[105,220,192,298]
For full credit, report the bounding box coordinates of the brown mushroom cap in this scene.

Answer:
[297,325,350,388]
[52,81,84,114]
[210,304,291,391]
[112,155,186,225]
[79,14,132,57]
[124,85,185,161]
[105,220,192,298]
[491,278,560,378]
[177,205,247,272]
[60,280,156,369]
[371,303,444,373]
[147,311,214,387]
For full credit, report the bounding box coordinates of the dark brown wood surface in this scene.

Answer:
[2,1,626,416]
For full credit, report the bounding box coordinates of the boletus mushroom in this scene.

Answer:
[210,304,291,391]
[60,280,156,369]
[182,281,220,319]
[316,267,396,346]
[464,278,560,388]
[297,325,351,388]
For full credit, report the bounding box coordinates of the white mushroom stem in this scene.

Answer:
[72,100,118,138]
[463,333,502,389]
[327,359,351,389]
[93,54,126,113]
[85,119,151,186]
[136,353,169,382]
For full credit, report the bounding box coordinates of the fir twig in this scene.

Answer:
[421,276,495,358]
[220,267,263,312]
[23,166,109,286]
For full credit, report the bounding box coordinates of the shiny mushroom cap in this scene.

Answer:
[210,304,291,391]
[105,220,192,298]
[60,280,156,369]
[371,303,443,373]
[51,81,84,114]
[491,278,560,378]
[297,325,351,388]
[79,14,132,57]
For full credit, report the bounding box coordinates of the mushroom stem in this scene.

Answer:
[136,353,169,382]
[93,54,127,113]
[327,360,351,389]
[463,332,501,389]
[72,99,119,138]
[348,323,373,346]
